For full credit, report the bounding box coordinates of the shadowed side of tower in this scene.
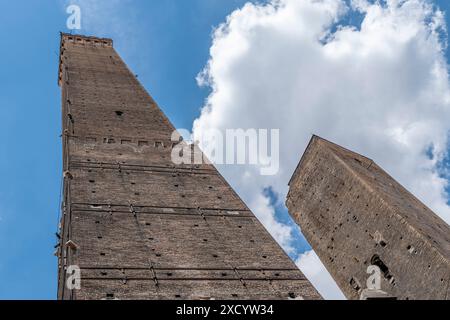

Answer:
[286,135,450,300]
[56,33,321,300]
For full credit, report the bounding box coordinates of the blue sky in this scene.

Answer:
[0,0,449,299]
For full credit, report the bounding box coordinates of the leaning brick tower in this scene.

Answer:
[286,135,450,300]
[56,33,321,300]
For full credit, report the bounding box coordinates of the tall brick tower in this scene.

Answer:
[286,135,450,300]
[56,33,320,300]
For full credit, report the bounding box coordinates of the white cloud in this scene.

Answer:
[296,250,346,300]
[249,193,294,253]
[193,0,450,298]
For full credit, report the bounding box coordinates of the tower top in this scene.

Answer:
[288,135,373,187]
[58,33,113,86]
[60,32,113,47]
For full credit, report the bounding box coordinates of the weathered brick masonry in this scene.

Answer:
[56,33,321,300]
[286,135,450,300]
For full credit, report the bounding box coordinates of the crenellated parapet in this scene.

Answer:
[58,33,113,86]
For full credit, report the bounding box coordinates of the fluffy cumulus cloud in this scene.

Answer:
[295,250,345,300]
[193,0,450,299]
[249,192,295,252]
